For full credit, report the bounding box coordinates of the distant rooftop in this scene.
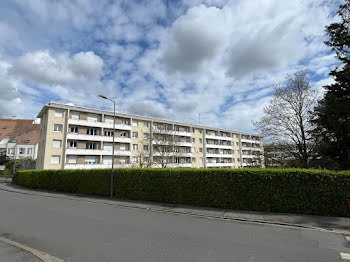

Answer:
[0,119,40,145]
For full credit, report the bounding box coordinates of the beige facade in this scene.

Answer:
[36,103,264,170]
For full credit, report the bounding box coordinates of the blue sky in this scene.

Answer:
[0,0,341,132]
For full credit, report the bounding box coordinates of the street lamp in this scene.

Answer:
[98,95,116,198]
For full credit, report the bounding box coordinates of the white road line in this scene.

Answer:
[340,252,350,260]
[345,236,350,241]
[0,236,64,262]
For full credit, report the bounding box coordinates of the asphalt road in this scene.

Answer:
[0,187,349,262]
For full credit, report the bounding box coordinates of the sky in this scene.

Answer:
[0,0,341,132]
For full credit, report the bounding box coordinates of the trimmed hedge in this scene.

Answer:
[13,168,350,217]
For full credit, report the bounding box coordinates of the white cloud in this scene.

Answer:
[11,50,104,85]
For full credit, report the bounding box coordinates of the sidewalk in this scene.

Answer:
[1,181,349,234]
[0,240,41,262]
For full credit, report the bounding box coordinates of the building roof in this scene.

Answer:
[38,102,262,137]
[0,119,40,145]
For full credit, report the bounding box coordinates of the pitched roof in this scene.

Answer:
[0,119,40,145]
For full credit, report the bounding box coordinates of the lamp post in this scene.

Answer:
[98,95,115,198]
[12,142,17,177]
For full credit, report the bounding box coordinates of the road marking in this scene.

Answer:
[341,252,350,260]
[0,236,64,262]
[346,236,350,241]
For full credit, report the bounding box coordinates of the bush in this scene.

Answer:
[13,168,350,217]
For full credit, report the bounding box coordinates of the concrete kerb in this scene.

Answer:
[0,182,349,235]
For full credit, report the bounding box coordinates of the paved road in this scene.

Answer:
[0,187,349,262]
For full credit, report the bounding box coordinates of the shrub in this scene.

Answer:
[13,168,350,217]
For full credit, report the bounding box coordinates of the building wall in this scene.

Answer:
[39,108,67,169]
[37,103,264,170]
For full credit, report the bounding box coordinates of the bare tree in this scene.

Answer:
[131,137,152,168]
[254,71,319,168]
[152,124,185,168]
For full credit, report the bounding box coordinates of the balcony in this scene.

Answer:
[205,134,232,141]
[241,146,262,151]
[242,154,260,159]
[153,152,192,157]
[206,162,233,167]
[68,118,132,130]
[206,144,232,149]
[241,138,261,144]
[160,163,192,168]
[65,148,131,156]
[67,133,131,143]
[152,140,192,147]
[206,154,233,158]
[152,128,192,137]
[64,163,131,169]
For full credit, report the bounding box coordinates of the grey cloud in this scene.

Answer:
[161,27,220,73]
[127,101,168,118]
[226,18,303,78]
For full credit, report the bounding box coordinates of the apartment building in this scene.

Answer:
[36,103,264,170]
[0,119,39,160]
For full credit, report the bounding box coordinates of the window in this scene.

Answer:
[143,133,149,139]
[19,148,25,154]
[6,133,12,136]
[174,126,179,131]
[174,157,180,163]
[87,114,98,122]
[199,129,202,134]
[132,157,138,163]
[119,158,126,164]
[199,148,203,152]
[17,133,22,137]
[29,133,33,137]
[120,144,126,151]
[21,139,30,144]
[192,128,195,133]
[191,147,195,153]
[52,140,62,148]
[199,138,203,143]
[68,155,77,164]
[51,155,60,164]
[143,157,149,162]
[8,148,14,154]
[72,111,80,119]
[174,147,179,152]
[87,128,97,135]
[55,110,63,118]
[104,143,113,151]
[192,158,196,163]
[132,120,138,126]
[133,144,138,151]
[2,126,7,129]
[144,122,149,127]
[85,156,96,165]
[192,138,195,143]
[54,124,62,132]
[86,142,97,149]
[121,118,127,125]
[143,145,149,151]
[70,126,78,133]
[70,141,77,148]
[104,130,113,137]
[237,158,240,162]
[27,148,32,155]
[132,132,138,138]
[236,142,239,146]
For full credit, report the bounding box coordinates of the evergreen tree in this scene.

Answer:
[311,0,350,170]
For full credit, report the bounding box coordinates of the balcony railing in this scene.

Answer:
[65,148,131,156]
[206,144,232,149]
[206,153,233,158]
[67,133,131,143]
[64,163,131,169]
[206,162,233,167]
[68,118,132,130]
[205,134,232,141]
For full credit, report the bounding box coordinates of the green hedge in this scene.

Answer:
[13,168,350,217]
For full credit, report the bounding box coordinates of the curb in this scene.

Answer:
[0,184,349,235]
